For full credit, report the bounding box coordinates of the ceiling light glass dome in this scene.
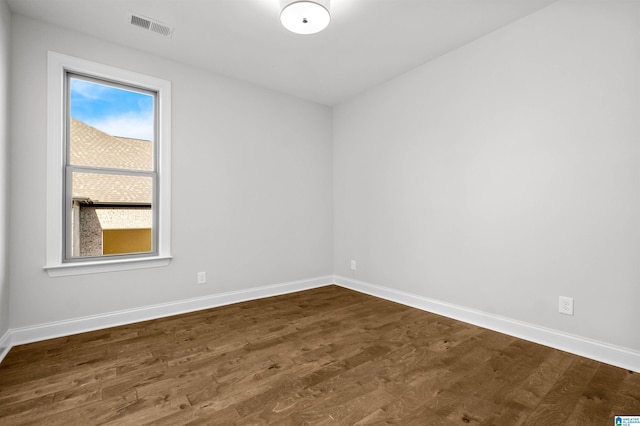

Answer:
[280,0,330,35]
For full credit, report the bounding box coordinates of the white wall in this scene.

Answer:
[334,0,640,352]
[9,15,333,329]
[0,0,10,344]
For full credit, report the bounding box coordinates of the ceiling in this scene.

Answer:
[7,0,558,106]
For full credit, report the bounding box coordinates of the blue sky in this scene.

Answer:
[70,78,154,140]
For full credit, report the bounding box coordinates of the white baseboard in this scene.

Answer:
[334,275,640,373]
[0,329,10,364]
[5,274,639,374]
[8,275,333,348]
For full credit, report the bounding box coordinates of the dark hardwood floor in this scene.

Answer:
[0,285,638,425]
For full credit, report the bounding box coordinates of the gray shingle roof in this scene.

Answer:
[70,118,153,170]
[70,118,153,204]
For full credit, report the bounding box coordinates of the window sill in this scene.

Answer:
[44,256,172,277]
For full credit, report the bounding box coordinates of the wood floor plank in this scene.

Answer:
[0,285,638,425]
[608,368,640,417]
[565,363,627,425]
[523,357,602,425]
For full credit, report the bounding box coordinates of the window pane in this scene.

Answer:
[69,77,154,171]
[70,171,153,257]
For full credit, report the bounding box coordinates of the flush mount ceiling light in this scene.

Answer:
[280,0,330,35]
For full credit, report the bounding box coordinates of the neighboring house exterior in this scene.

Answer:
[70,118,153,257]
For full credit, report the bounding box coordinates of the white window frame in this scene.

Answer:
[45,52,172,277]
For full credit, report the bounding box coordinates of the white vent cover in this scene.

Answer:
[129,13,174,37]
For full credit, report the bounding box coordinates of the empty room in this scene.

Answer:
[0,0,639,424]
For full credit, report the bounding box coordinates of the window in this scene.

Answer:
[46,52,171,276]
[67,74,156,259]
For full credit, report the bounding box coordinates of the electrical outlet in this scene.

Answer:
[350,260,356,270]
[559,296,573,315]
[197,272,206,284]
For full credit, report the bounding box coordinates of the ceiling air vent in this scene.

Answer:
[129,13,174,37]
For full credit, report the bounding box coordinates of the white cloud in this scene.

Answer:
[87,114,154,140]
[71,79,110,99]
